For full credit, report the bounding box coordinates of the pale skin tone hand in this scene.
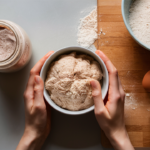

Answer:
[16,50,134,150]
[16,51,54,150]
[90,50,134,150]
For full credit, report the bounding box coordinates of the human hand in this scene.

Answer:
[90,50,134,150]
[16,51,54,150]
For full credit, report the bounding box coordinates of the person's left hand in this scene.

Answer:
[16,51,54,150]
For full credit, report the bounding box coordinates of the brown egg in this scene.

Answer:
[142,71,150,92]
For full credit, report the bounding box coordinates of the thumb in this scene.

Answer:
[90,80,105,113]
[34,76,44,105]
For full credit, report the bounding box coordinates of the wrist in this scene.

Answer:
[22,133,39,150]
[16,130,44,150]
[105,129,134,150]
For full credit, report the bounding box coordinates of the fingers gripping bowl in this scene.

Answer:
[40,47,109,115]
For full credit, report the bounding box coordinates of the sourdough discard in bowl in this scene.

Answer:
[45,52,103,111]
[40,46,109,115]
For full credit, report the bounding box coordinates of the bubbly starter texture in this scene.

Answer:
[0,27,16,61]
[45,52,103,111]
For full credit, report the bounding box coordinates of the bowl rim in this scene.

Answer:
[121,0,150,50]
[40,46,109,115]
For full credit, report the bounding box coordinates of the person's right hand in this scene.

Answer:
[90,50,134,150]
[16,51,54,150]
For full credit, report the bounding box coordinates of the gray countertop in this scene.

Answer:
[0,0,148,150]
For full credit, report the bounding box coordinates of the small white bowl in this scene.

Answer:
[40,46,109,115]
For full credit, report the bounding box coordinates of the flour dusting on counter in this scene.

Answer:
[77,8,97,50]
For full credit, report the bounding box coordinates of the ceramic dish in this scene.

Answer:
[40,46,109,115]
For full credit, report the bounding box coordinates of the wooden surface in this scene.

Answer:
[97,0,150,148]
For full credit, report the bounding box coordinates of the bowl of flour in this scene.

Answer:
[40,46,109,115]
[122,0,150,50]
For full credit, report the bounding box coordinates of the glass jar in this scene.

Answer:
[0,20,32,72]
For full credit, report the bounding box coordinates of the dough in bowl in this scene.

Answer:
[45,52,103,111]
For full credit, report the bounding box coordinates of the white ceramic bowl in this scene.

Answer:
[40,46,109,115]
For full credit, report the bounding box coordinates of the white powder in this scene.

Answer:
[77,8,98,49]
[98,28,106,36]
[126,93,130,97]
[129,0,150,46]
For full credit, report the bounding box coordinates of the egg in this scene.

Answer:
[142,71,150,92]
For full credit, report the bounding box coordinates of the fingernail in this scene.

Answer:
[96,50,101,54]
[45,51,54,58]
[35,76,40,84]
[90,80,97,89]
[90,80,101,96]
[99,51,105,56]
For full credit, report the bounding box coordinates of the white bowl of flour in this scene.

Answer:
[40,46,109,115]
[122,0,150,50]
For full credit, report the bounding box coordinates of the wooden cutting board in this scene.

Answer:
[96,0,150,148]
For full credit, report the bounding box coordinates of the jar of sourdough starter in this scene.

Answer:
[0,20,31,72]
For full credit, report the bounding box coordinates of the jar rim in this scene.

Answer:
[0,20,22,68]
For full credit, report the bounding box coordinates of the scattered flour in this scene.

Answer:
[77,8,98,49]
[129,0,150,46]
[125,93,150,114]
[98,28,106,36]
[126,93,130,97]
[125,94,138,111]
